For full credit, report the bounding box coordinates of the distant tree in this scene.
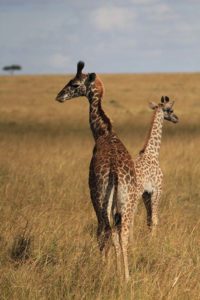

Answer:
[3,64,22,75]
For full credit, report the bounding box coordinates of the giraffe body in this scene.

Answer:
[134,97,178,231]
[56,62,138,281]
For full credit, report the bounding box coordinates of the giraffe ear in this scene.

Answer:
[88,73,96,82]
[165,96,170,102]
[161,96,169,103]
[77,61,85,77]
[149,102,158,110]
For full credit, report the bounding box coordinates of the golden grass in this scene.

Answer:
[0,73,199,299]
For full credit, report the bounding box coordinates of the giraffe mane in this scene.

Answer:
[94,75,105,99]
[139,108,158,154]
[89,74,112,135]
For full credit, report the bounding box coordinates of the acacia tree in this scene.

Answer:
[3,65,22,75]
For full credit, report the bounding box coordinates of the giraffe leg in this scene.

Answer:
[120,214,131,282]
[116,186,139,282]
[101,224,112,260]
[112,223,122,274]
[120,228,130,281]
[129,192,140,243]
[90,189,111,259]
[97,220,104,253]
[120,199,139,282]
[142,191,152,229]
[89,169,115,260]
[151,188,162,235]
[95,215,111,262]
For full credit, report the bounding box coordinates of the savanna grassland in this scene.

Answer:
[0,73,199,300]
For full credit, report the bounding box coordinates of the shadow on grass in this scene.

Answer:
[0,120,199,139]
[10,234,32,262]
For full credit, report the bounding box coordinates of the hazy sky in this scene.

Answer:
[0,0,200,74]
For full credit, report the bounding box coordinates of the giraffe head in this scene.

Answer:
[56,61,97,102]
[149,96,179,123]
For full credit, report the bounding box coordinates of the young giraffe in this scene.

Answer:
[56,61,137,281]
[134,96,178,233]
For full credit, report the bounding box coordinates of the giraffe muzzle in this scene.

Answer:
[171,114,179,123]
[55,93,64,102]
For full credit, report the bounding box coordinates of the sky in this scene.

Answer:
[0,0,200,74]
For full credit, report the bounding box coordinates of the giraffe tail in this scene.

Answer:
[114,212,121,227]
[100,174,118,252]
[110,177,121,229]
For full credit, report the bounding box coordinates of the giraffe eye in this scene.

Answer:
[71,83,80,88]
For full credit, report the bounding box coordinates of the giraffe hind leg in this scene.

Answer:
[95,212,111,259]
[97,219,104,251]
[90,184,113,256]
[111,212,122,274]
[99,177,116,258]
[120,214,131,282]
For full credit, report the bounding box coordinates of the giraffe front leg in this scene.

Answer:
[142,191,153,229]
[151,188,162,235]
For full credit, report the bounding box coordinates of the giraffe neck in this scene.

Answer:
[87,81,112,141]
[141,108,164,158]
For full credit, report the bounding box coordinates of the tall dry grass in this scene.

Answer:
[0,73,199,299]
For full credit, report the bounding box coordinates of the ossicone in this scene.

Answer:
[161,96,169,103]
[77,61,85,76]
